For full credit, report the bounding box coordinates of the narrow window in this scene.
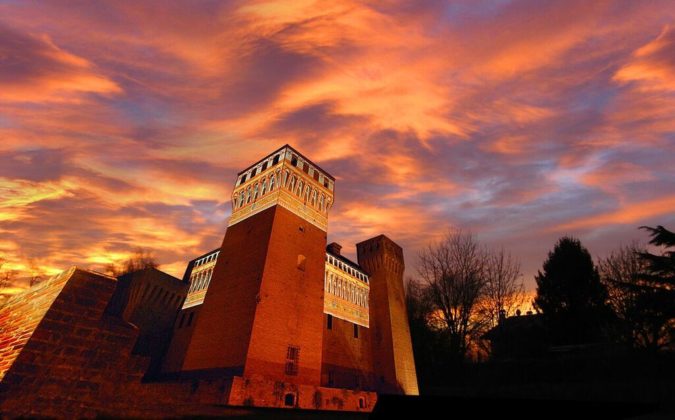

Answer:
[241,173,247,183]
[297,254,306,271]
[353,324,359,339]
[273,154,280,165]
[285,346,300,376]
[291,155,298,167]
[262,161,268,171]
[269,175,276,191]
[327,314,333,330]
[251,168,257,177]
[284,393,295,407]
[359,397,365,409]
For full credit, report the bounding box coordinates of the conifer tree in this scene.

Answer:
[534,236,610,344]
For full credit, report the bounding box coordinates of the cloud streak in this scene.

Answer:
[1,1,674,296]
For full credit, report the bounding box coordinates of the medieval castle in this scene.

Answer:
[0,145,418,416]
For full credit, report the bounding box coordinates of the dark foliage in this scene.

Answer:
[534,236,611,345]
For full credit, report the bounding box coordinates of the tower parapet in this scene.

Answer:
[229,145,335,231]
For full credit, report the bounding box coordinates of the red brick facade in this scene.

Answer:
[0,146,416,415]
[181,204,327,387]
[0,267,376,416]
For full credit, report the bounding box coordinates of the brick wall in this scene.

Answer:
[0,267,74,382]
[321,314,376,390]
[181,205,327,386]
[0,268,153,416]
[357,235,419,395]
[244,205,326,385]
[181,206,276,373]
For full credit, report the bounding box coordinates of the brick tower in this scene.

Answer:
[181,145,334,386]
[357,235,419,395]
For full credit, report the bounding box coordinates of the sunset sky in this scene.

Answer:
[1,1,674,302]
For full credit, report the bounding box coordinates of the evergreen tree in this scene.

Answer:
[639,225,675,286]
[534,236,610,345]
[627,225,675,351]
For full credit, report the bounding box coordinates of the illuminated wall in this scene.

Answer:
[323,252,370,328]
[183,249,220,309]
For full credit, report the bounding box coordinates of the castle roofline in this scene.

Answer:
[236,144,335,181]
[188,248,221,263]
[356,234,402,252]
[326,248,367,275]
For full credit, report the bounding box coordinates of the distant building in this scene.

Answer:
[483,313,547,360]
[0,145,418,416]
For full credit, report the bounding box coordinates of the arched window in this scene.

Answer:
[289,175,295,192]
[238,193,245,208]
[246,187,252,204]
[304,185,310,203]
[283,170,289,187]
[253,183,259,200]
[320,194,325,212]
[269,175,276,191]
[232,194,238,209]
[261,178,267,196]
[205,269,212,289]
[296,180,303,196]
[311,189,317,207]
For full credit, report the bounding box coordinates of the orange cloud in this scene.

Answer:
[1,1,675,297]
[614,26,675,91]
[0,25,120,103]
[553,196,675,232]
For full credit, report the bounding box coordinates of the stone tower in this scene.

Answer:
[357,235,419,395]
[181,145,334,386]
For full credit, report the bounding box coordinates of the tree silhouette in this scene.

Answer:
[105,247,159,277]
[417,230,487,361]
[534,236,610,345]
[480,248,525,329]
[599,242,650,348]
[625,225,675,351]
